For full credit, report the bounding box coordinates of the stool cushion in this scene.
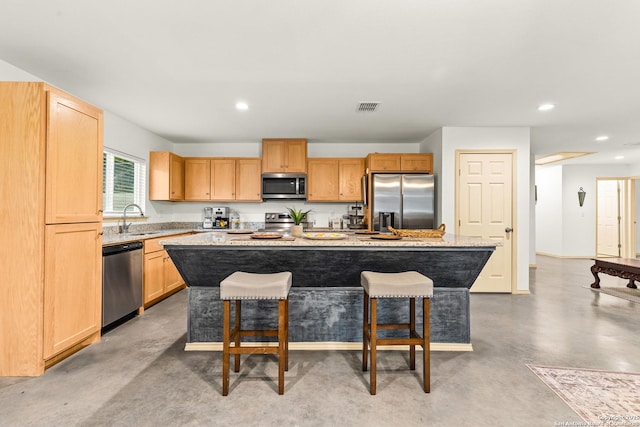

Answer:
[361,271,433,298]
[220,271,292,300]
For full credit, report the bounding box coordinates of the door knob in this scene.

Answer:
[505,227,513,233]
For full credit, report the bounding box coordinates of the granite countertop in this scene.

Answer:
[160,231,498,248]
[102,229,204,246]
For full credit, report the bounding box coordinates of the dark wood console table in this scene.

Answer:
[590,257,640,289]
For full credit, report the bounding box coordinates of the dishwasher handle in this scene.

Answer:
[103,241,143,256]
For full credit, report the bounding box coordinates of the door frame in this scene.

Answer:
[596,177,637,258]
[455,149,518,293]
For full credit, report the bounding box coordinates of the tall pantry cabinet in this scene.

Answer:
[0,82,103,376]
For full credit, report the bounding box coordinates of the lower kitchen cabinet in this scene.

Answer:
[43,222,102,360]
[143,234,189,307]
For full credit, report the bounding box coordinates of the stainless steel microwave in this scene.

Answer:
[262,173,306,199]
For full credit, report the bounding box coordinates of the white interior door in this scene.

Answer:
[596,179,620,257]
[457,152,514,293]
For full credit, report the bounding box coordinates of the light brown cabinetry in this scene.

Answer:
[143,234,189,307]
[262,139,307,173]
[235,158,262,201]
[400,154,433,172]
[0,82,103,376]
[44,223,102,359]
[307,158,365,202]
[367,153,433,173]
[149,151,185,201]
[184,158,261,201]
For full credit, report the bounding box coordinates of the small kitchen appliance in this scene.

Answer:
[203,207,214,229]
[347,203,366,229]
[204,206,230,229]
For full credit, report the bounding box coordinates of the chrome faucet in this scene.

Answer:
[121,203,144,234]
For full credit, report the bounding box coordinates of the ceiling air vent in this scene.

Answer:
[357,102,380,112]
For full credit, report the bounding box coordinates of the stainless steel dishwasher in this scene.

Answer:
[102,241,143,330]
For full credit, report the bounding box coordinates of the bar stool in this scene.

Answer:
[220,271,292,396]
[361,271,433,395]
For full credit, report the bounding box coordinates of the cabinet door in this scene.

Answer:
[262,140,286,173]
[43,223,102,359]
[368,154,401,172]
[307,159,339,201]
[401,154,433,172]
[45,90,103,224]
[184,158,211,200]
[144,251,165,304]
[339,158,365,201]
[150,152,185,201]
[164,252,185,292]
[284,139,307,172]
[169,153,185,200]
[211,159,236,200]
[235,158,262,201]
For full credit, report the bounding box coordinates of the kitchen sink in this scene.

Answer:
[126,231,163,237]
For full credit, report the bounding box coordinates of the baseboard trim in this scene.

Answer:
[536,252,593,259]
[529,264,537,269]
[514,289,531,295]
[184,341,473,352]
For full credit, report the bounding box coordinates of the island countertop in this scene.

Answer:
[160,231,498,248]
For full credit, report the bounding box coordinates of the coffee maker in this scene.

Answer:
[347,203,366,229]
[203,207,229,229]
[212,207,230,229]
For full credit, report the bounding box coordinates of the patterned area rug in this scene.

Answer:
[528,364,640,424]
[589,286,640,304]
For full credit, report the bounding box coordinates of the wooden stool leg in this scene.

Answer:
[234,300,241,372]
[222,300,230,396]
[362,290,369,372]
[278,299,286,395]
[423,297,431,393]
[370,297,377,395]
[410,297,416,370]
[284,298,289,371]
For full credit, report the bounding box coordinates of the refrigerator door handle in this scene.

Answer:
[362,175,368,206]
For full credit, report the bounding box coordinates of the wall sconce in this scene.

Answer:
[578,187,586,207]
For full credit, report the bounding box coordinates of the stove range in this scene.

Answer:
[259,212,305,233]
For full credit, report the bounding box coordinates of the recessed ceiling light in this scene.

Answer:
[235,102,249,111]
[537,103,555,111]
[615,156,624,160]
[595,135,609,141]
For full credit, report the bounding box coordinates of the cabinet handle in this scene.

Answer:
[98,209,103,213]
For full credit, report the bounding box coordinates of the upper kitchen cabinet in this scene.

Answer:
[261,138,307,173]
[46,89,104,224]
[0,82,103,376]
[400,153,433,172]
[184,157,261,202]
[235,158,262,201]
[367,153,433,173]
[307,158,365,202]
[149,151,185,201]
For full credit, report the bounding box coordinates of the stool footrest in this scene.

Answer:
[371,323,411,330]
[227,346,279,355]
[232,329,278,338]
[374,337,427,346]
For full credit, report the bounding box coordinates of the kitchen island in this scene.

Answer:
[162,232,497,351]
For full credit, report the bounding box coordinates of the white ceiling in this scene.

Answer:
[2,0,640,166]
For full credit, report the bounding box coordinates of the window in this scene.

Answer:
[102,150,146,217]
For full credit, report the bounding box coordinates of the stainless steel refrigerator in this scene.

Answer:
[370,174,435,232]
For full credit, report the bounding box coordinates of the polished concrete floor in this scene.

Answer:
[1,256,639,426]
